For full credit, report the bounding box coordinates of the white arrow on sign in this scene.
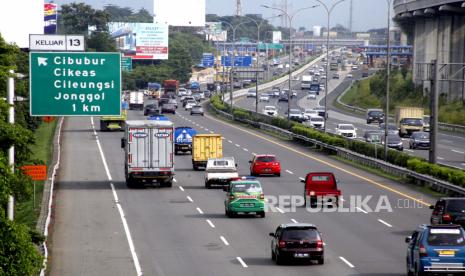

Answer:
[37,57,48,66]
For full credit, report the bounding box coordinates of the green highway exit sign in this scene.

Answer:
[29,52,121,116]
[121,56,132,71]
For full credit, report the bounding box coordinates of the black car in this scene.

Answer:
[409,131,430,149]
[278,93,289,102]
[182,96,195,107]
[430,198,465,227]
[379,123,399,136]
[143,104,160,116]
[270,223,324,265]
[190,105,204,116]
[161,103,176,114]
[382,134,403,151]
[158,96,170,106]
[366,109,385,124]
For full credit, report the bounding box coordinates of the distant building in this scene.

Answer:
[313,26,322,37]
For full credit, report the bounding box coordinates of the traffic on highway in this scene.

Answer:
[50,74,465,275]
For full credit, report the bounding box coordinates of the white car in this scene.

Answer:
[347,74,353,79]
[205,157,238,188]
[185,100,197,110]
[307,92,317,100]
[335,123,357,139]
[352,65,359,70]
[303,109,318,120]
[259,94,270,102]
[178,88,188,96]
[246,89,257,98]
[305,115,325,129]
[262,106,278,116]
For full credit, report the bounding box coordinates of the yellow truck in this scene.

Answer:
[192,134,223,170]
[100,109,127,131]
[395,107,424,137]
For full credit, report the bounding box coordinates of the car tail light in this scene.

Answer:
[259,194,264,199]
[419,244,428,257]
[316,240,324,248]
[273,162,279,166]
[278,241,286,248]
[443,213,452,222]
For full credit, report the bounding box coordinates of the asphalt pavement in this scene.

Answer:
[50,98,438,275]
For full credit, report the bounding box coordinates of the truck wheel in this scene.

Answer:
[126,177,137,188]
[161,180,172,188]
[205,182,211,189]
[100,120,107,131]
[259,211,265,218]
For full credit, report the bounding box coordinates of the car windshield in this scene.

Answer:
[265,107,276,111]
[282,228,319,240]
[446,200,465,212]
[187,100,196,104]
[427,229,465,246]
[414,133,429,139]
[339,125,354,130]
[311,117,324,122]
[192,106,202,110]
[387,135,401,142]
[256,156,276,162]
[290,109,301,114]
[231,183,262,193]
[369,111,383,116]
[403,118,423,126]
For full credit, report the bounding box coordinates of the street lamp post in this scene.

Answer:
[383,0,392,161]
[314,0,348,132]
[262,4,319,120]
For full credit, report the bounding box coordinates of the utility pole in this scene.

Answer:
[7,70,15,220]
[429,59,439,164]
[349,0,353,35]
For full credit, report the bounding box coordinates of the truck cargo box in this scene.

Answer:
[192,134,223,170]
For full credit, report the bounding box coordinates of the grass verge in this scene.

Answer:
[15,119,58,229]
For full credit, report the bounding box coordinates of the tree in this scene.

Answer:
[87,31,117,52]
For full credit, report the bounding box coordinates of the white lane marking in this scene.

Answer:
[173,178,177,183]
[286,170,294,175]
[220,236,230,246]
[276,207,285,214]
[356,207,368,214]
[252,152,257,155]
[206,219,215,228]
[462,163,465,167]
[205,128,209,131]
[179,186,185,192]
[299,177,305,181]
[236,257,248,268]
[228,140,233,143]
[437,157,444,160]
[405,149,414,153]
[452,149,465,154]
[291,219,298,223]
[187,196,193,202]
[377,219,393,228]
[221,137,226,140]
[340,197,346,202]
[235,144,241,147]
[196,207,204,214]
[210,131,214,134]
[339,256,355,268]
[243,148,249,152]
[90,117,142,276]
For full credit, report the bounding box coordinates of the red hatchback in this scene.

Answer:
[249,155,281,177]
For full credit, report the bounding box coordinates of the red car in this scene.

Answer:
[301,172,341,206]
[249,154,281,177]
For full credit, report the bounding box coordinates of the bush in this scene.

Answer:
[233,109,251,120]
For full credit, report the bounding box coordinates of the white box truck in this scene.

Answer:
[301,75,312,90]
[121,118,174,188]
[129,91,144,110]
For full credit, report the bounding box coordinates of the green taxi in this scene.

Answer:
[224,179,265,218]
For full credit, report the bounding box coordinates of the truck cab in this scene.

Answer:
[174,127,196,155]
[301,172,341,207]
[205,157,238,188]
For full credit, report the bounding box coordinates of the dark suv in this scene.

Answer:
[366,108,385,124]
[430,198,465,227]
[269,223,324,265]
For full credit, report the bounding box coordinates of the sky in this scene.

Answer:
[53,0,392,32]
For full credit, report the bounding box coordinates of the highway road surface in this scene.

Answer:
[50,99,437,275]
[235,58,465,170]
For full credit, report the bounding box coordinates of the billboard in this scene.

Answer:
[154,0,205,27]
[44,3,57,34]
[108,22,169,60]
[205,22,226,41]
[0,0,44,48]
[272,31,282,43]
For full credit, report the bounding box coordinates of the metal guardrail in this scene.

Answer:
[209,102,465,196]
[335,81,465,134]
